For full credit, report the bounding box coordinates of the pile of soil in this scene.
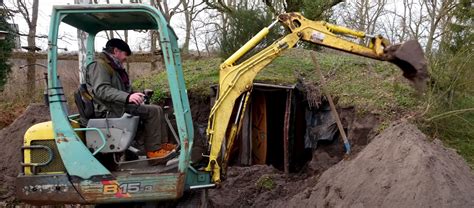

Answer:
[208,121,474,207]
[280,121,474,207]
[0,104,50,203]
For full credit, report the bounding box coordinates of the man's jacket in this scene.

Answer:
[86,52,131,118]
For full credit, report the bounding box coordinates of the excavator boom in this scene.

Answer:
[206,12,428,183]
[278,13,428,87]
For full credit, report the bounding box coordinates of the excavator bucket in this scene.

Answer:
[385,40,429,90]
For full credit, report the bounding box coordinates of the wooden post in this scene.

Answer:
[283,89,292,174]
[310,52,351,154]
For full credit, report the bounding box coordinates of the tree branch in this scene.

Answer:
[16,32,47,39]
[17,0,32,28]
[263,0,277,16]
[426,108,474,121]
[203,0,232,14]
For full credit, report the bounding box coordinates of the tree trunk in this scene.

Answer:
[75,0,90,84]
[424,0,437,54]
[125,30,130,73]
[182,10,191,54]
[182,29,191,54]
[181,0,191,55]
[425,23,437,54]
[285,0,303,12]
[150,30,158,71]
[150,0,159,71]
[423,0,456,54]
[192,25,201,57]
[356,0,367,44]
[26,0,39,96]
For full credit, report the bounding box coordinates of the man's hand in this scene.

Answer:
[128,92,145,105]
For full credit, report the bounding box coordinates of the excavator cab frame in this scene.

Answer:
[16,4,211,205]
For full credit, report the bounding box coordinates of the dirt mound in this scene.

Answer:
[208,121,474,208]
[206,112,380,208]
[0,104,50,202]
[279,121,474,208]
[208,165,318,208]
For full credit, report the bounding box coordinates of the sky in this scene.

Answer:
[5,0,434,54]
[5,0,188,53]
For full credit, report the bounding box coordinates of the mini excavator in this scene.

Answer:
[16,4,427,206]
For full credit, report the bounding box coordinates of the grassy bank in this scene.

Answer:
[135,48,473,168]
[135,48,420,117]
[418,48,474,168]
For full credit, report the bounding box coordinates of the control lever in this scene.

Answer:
[143,89,154,104]
[164,106,180,147]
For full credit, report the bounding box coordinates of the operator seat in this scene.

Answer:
[74,83,139,154]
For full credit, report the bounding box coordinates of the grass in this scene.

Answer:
[135,48,420,118]
[255,174,275,190]
[133,58,221,102]
[417,48,474,168]
[421,96,474,168]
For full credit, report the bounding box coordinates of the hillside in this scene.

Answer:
[134,48,474,167]
[135,48,420,117]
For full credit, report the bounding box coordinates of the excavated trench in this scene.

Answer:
[194,83,379,174]
[179,83,382,207]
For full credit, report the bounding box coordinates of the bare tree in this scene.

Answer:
[262,0,285,15]
[378,0,457,53]
[13,0,39,95]
[378,1,402,43]
[153,0,183,22]
[104,0,114,39]
[189,10,221,57]
[382,0,410,42]
[193,11,221,56]
[148,0,183,70]
[423,0,456,54]
[403,0,428,40]
[263,0,343,20]
[337,0,387,44]
[204,0,237,51]
[354,0,424,44]
[117,0,131,72]
[179,0,205,54]
[190,23,202,56]
[75,0,90,84]
[203,0,234,13]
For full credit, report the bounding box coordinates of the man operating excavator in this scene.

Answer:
[86,38,176,159]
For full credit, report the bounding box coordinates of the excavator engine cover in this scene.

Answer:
[384,40,429,90]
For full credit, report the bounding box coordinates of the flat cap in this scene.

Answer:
[106,38,132,56]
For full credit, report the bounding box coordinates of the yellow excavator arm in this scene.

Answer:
[205,12,427,183]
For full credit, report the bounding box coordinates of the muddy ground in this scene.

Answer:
[1,104,473,207]
[207,121,474,208]
[0,104,50,204]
